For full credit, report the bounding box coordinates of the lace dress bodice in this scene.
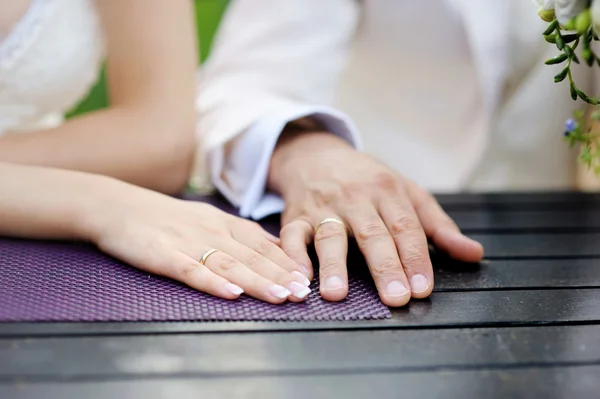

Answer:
[0,0,105,135]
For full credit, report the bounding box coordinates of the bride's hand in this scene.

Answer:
[84,179,311,304]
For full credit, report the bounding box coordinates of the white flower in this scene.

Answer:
[532,0,556,10]
[554,0,590,25]
[533,0,556,22]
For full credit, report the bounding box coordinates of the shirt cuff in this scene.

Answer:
[209,105,362,220]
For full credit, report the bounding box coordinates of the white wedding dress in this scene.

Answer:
[0,0,104,135]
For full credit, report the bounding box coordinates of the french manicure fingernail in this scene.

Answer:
[410,274,430,294]
[225,283,244,296]
[386,281,410,297]
[289,281,311,299]
[292,271,311,286]
[324,276,345,291]
[268,284,292,299]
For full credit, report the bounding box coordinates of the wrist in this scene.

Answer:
[268,129,352,194]
[72,175,130,243]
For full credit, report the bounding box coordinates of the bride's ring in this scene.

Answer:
[199,248,220,266]
[314,218,347,235]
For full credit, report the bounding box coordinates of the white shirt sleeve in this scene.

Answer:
[193,0,360,219]
[210,106,362,220]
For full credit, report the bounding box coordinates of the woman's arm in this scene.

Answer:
[0,162,106,240]
[0,0,198,194]
[0,162,312,303]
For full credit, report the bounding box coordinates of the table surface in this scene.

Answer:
[3,192,600,399]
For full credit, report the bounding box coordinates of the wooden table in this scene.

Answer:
[2,192,600,398]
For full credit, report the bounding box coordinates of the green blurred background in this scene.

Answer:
[67,0,229,118]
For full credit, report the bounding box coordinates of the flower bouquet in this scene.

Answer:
[535,0,600,172]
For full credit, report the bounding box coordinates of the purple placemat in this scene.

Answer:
[0,238,390,322]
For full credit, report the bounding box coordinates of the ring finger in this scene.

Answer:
[199,247,296,304]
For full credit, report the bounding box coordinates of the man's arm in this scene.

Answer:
[0,0,198,194]
[195,0,362,218]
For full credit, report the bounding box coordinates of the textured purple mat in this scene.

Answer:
[0,195,390,321]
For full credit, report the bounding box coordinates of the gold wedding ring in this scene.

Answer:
[314,218,347,235]
[199,248,220,266]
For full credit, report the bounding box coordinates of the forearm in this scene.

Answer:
[0,163,111,240]
[0,107,195,194]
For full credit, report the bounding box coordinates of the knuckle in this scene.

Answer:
[357,222,389,242]
[281,239,302,255]
[411,183,433,205]
[402,249,430,271]
[179,262,200,280]
[389,215,420,236]
[373,172,398,191]
[243,250,263,266]
[372,257,402,276]
[340,181,366,201]
[216,256,240,272]
[280,218,310,238]
[319,257,343,273]
[314,224,346,243]
[309,184,343,206]
[252,238,275,256]
[279,223,294,238]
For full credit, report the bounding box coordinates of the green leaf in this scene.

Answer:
[556,31,565,50]
[545,53,569,65]
[583,48,594,66]
[570,83,578,101]
[571,51,580,64]
[575,109,585,119]
[543,19,559,36]
[554,67,569,83]
[562,33,580,44]
[544,34,557,43]
[580,146,593,166]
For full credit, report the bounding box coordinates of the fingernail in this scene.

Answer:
[292,271,311,286]
[324,276,345,291]
[385,281,410,297]
[224,283,244,296]
[410,274,430,294]
[288,281,311,299]
[268,284,292,299]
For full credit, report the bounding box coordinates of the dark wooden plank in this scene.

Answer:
[3,289,600,336]
[1,325,599,379]
[436,191,600,211]
[448,209,600,232]
[434,258,600,290]
[470,233,600,258]
[2,365,600,399]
